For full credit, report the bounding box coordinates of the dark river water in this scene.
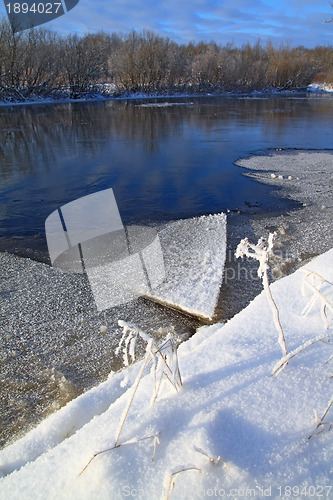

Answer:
[1,94,333,259]
[1,94,333,448]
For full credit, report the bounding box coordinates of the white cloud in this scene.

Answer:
[0,0,332,46]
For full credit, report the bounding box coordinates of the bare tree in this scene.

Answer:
[0,14,332,101]
[324,2,333,22]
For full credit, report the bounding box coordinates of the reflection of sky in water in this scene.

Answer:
[0,96,333,242]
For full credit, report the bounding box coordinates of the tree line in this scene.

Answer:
[0,16,332,101]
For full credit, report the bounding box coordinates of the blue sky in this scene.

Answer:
[1,0,333,46]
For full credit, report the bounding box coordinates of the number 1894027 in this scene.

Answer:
[277,485,332,497]
[5,2,62,14]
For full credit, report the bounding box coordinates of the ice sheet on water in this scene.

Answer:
[136,102,193,108]
[146,213,227,320]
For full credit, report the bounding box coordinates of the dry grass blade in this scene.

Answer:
[165,466,202,500]
[152,435,160,462]
[194,446,231,468]
[157,337,183,389]
[308,397,333,439]
[80,321,183,479]
[301,270,333,329]
[151,336,182,405]
[79,433,158,475]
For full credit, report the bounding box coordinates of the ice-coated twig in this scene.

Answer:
[301,270,333,329]
[151,334,182,404]
[117,321,182,399]
[272,333,333,376]
[235,233,288,356]
[114,321,182,445]
[116,320,152,366]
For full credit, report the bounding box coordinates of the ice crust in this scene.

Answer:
[147,213,227,320]
[236,150,333,265]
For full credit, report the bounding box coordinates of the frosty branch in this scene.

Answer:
[235,233,288,357]
[115,320,182,445]
[272,333,333,376]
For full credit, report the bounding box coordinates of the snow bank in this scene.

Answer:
[1,247,332,499]
[308,83,333,93]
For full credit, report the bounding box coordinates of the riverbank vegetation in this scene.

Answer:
[0,16,333,101]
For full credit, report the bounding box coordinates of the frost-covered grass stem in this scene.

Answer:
[235,233,288,356]
[114,348,152,447]
[114,322,182,445]
[262,266,287,356]
[272,333,333,376]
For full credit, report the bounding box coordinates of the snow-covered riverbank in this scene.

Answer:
[216,149,333,322]
[0,245,332,499]
[0,84,332,107]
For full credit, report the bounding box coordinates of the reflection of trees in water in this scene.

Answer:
[0,101,186,179]
[186,95,333,137]
[0,97,332,183]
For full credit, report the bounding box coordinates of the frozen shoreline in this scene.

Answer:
[235,150,333,265]
[215,149,333,322]
[0,215,225,448]
[1,85,332,107]
[1,246,332,498]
